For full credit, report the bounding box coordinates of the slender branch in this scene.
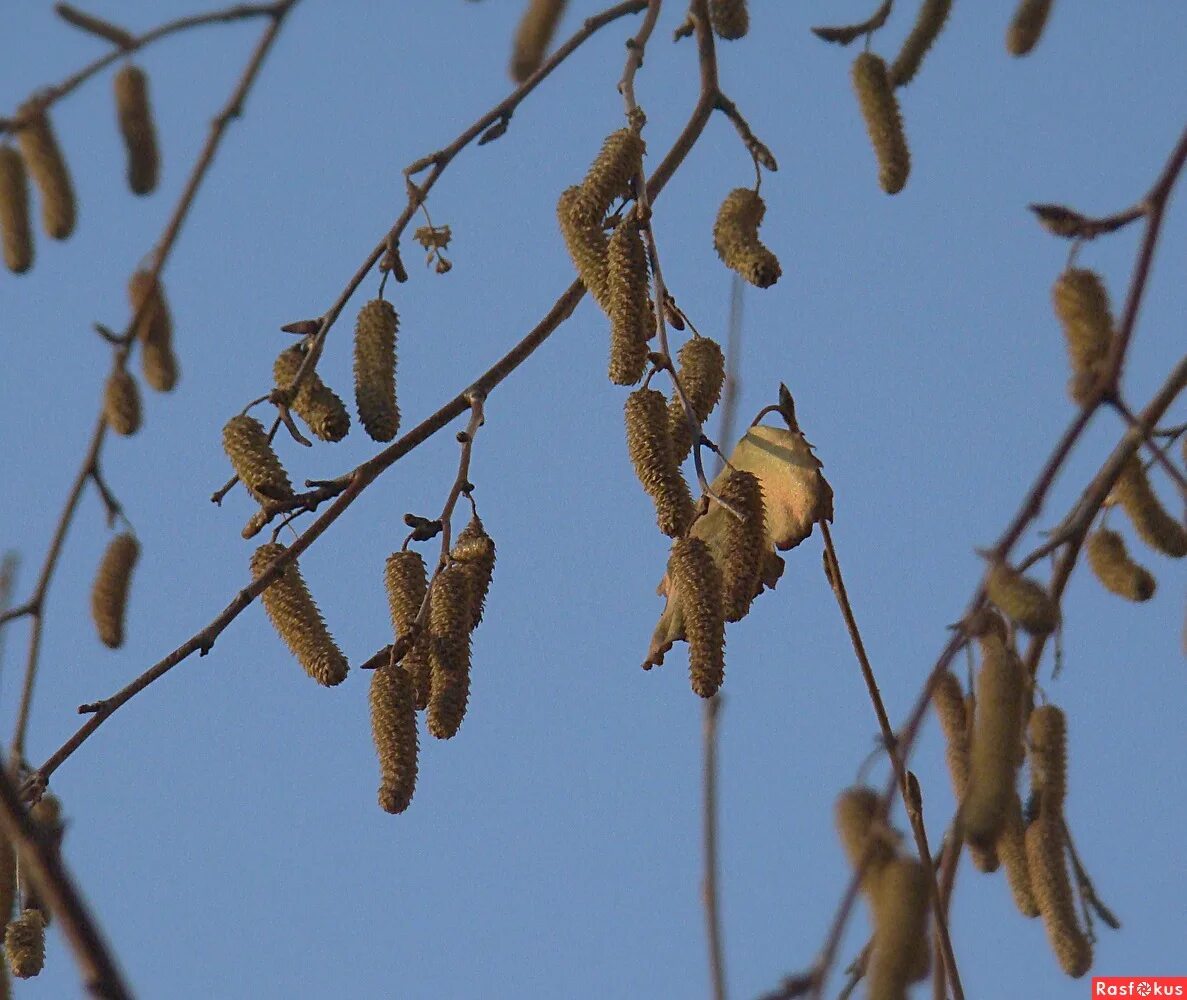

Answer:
[1110,397,1187,497]
[702,694,728,1000]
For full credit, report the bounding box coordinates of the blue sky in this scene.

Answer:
[1,2,1184,997]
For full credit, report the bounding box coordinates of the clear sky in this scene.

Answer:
[1,2,1185,998]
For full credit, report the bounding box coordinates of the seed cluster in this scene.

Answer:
[851,53,911,194]
[353,298,401,442]
[114,65,159,195]
[274,345,350,443]
[712,188,781,288]
[4,910,46,979]
[91,532,140,649]
[222,414,294,503]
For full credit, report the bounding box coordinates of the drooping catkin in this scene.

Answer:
[91,533,139,649]
[0,145,33,273]
[712,188,781,288]
[834,786,896,882]
[1052,269,1113,404]
[113,64,159,195]
[251,543,348,687]
[15,104,75,240]
[1085,528,1155,602]
[384,550,432,710]
[580,128,644,220]
[557,185,610,307]
[667,537,725,698]
[1028,704,1067,815]
[353,298,400,442]
[997,793,1040,918]
[369,660,418,814]
[851,53,911,195]
[669,336,726,461]
[718,471,766,622]
[4,910,46,979]
[933,673,998,871]
[625,388,695,538]
[889,0,952,87]
[24,797,63,927]
[1110,455,1187,558]
[102,367,141,437]
[963,635,1025,848]
[128,271,179,392]
[273,346,350,443]
[451,516,496,630]
[985,561,1059,635]
[222,414,294,503]
[1007,0,1055,56]
[709,0,749,40]
[606,219,651,386]
[509,0,567,82]
[867,857,931,997]
[1026,814,1092,978]
[427,566,473,739]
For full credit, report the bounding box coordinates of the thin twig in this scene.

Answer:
[702,694,728,1000]
[1110,396,1187,497]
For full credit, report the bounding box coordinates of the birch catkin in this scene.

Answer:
[222,414,294,502]
[867,857,931,997]
[581,128,644,219]
[889,0,952,87]
[1085,528,1156,601]
[1110,455,1187,558]
[712,188,781,288]
[1007,0,1055,56]
[369,661,419,814]
[103,367,141,437]
[451,516,496,630]
[16,104,75,240]
[834,786,896,883]
[385,550,432,711]
[1026,815,1092,977]
[985,561,1059,635]
[668,537,725,698]
[273,346,350,443]
[91,533,139,649]
[709,0,749,40]
[557,185,610,306]
[251,543,349,687]
[669,336,726,462]
[718,471,766,622]
[4,910,46,979]
[427,566,473,739]
[851,53,911,195]
[1028,704,1067,814]
[510,0,567,83]
[1053,269,1113,404]
[353,298,400,442]
[606,219,651,386]
[625,388,694,538]
[998,793,1040,917]
[114,64,159,195]
[0,145,33,273]
[128,271,179,392]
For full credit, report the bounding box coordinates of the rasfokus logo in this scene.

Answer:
[1092,979,1187,997]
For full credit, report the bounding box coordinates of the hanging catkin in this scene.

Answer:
[1027,704,1067,815]
[451,516,496,630]
[102,367,141,437]
[580,128,644,220]
[834,786,896,884]
[384,550,432,710]
[1052,269,1113,404]
[128,270,179,392]
[997,793,1040,918]
[251,543,349,687]
[709,0,749,40]
[113,64,159,195]
[668,537,726,698]
[273,346,350,443]
[369,660,419,814]
[0,145,33,273]
[718,470,766,622]
[712,188,781,288]
[867,857,931,996]
[889,0,952,87]
[669,336,726,461]
[557,185,610,307]
[851,53,911,195]
[1110,454,1187,558]
[427,566,473,739]
[606,219,651,386]
[15,103,75,240]
[624,388,694,538]
[353,298,400,442]
[985,560,1059,635]
[1026,814,1092,977]
[509,0,567,82]
[1007,0,1055,56]
[1085,528,1156,602]
[222,414,294,502]
[4,910,46,979]
[91,532,139,649]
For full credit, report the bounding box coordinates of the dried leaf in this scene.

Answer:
[812,0,893,45]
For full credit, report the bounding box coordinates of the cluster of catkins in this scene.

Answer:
[0,794,64,988]
[1,63,158,274]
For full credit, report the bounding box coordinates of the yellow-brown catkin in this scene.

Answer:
[369,660,419,814]
[1026,814,1092,977]
[669,336,726,461]
[580,129,644,218]
[384,550,432,710]
[834,786,896,882]
[985,561,1059,635]
[1085,528,1156,602]
[451,516,496,630]
[1052,269,1113,404]
[114,64,159,195]
[16,104,75,240]
[606,219,650,386]
[509,0,567,82]
[4,910,45,979]
[1111,455,1187,558]
[353,298,400,442]
[712,188,781,289]
[557,185,610,307]
[222,414,294,502]
[273,346,350,443]
[0,145,33,274]
[90,533,139,649]
[709,0,749,40]
[251,543,348,687]
[997,793,1040,918]
[1028,704,1067,815]
[867,857,931,997]
[889,0,952,87]
[102,367,141,437]
[963,635,1025,848]
[128,271,179,392]
[624,388,695,538]
[668,537,726,698]
[1007,0,1055,56]
[718,471,766,623]
[427,566,473,739]
[851,53,911,195]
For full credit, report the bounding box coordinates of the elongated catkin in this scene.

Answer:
[1027,704,1067,814]
[1085,528,1155,601]
[580,128,644,219]
[0,145,33,273]
[851,53,910,194]
[128,270,179,392]
[353,298,400,441]
[4,909,46,979]
[222,414,294,502]
[867,857,931,996]
[669,336,726,461]
[1110,455,1187,558]
[668,537,725,697]
[985,561,1059,635]
[718,471,766,622]
[625,388,694,537]
[427,566,472,739]
[834,786,896,883]
[274,345,350,443]
[451,516,496,630]
[91,533,139,649]
[251,543,348,687]
[1053,269,1113,404]
[557,185,610,306]
[709,0,748,40]
[384,550,432,710]
[606,219,651,386]
[1026,814,1092,977]
[712,189,781,288]
[889,0,952,87]
[510,0,567,82]
[370,661,418,814]
[1007,0,1055,56]
[16,104,75,240]
[103,367,141,437]
[997,793,1040,917]
[114,64,159,195]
